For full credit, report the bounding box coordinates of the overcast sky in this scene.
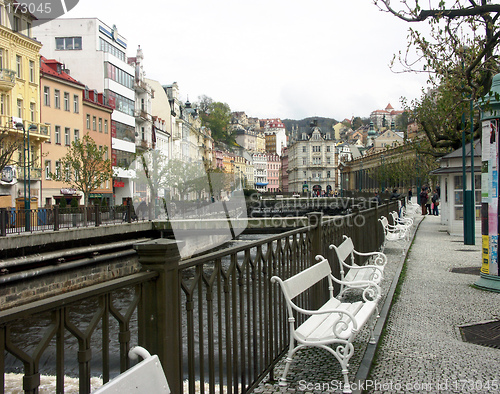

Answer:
[62,0,430,121]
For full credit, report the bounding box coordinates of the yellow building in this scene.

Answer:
[0,3,48,207]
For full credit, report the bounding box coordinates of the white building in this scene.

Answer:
[252,152,268,192]
[287,120,337,195]
[34,18,136,204]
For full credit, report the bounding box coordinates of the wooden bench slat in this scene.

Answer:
[283,259,331,300]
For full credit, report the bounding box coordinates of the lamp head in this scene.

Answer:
[15,122,23,130]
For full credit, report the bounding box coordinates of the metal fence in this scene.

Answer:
[0,205,144,236]
[0,199,401,393]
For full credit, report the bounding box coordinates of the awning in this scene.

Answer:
[430,166,481,175]
[255,182,268,186]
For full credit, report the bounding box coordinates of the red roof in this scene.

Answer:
[40,57,84,87]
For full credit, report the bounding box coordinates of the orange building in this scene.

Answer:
[40,58,113,206]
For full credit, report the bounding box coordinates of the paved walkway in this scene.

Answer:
[255,213,500,393]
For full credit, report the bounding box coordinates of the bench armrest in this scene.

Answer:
[328,275,381,301]
[352,250,387,266]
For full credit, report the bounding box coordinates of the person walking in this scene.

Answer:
[425,189,432,215]
[408,188,413,203]
[431,190,440,216]
[419,187,428,215]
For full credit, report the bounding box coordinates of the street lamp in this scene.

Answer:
[380,154,385,193]
[15,122,38,231]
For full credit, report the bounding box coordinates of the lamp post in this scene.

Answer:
[460,46,475,245]
[15,122,38,231]
[380,154,385,193]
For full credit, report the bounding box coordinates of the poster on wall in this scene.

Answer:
[482,234,490,274]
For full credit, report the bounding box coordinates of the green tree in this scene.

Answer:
[52,134,113,206]
[375,1,500,154]
[199,99,233,144]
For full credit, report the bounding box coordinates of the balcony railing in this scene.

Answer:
[0,68,15,91]
[17,167,42,180]
[134,109,151,121]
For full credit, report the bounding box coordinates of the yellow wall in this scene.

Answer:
[0,5,46,206]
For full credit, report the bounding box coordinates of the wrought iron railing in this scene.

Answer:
[0,272,158,393]
[0,199,402,393]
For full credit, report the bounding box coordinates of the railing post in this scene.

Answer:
[0,208,6,236]
[127,203,132,224]
[54,206,59,231]
[94,205,100,227]
[307,212,324,308]
[134,239,183,394]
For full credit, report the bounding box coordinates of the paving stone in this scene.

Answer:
[254,214,500,394]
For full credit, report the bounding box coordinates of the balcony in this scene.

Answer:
[137,139,150,150]
[134,109,151,122]
[17,167,42,180]
[0,69,16,91]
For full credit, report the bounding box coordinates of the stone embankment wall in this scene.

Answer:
[0,254,140,311]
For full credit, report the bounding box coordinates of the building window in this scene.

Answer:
[16,99,22,118]
[73,95,79,113]
[86,114,91,129]
[16,55,21,78]
[64,127,70,146]
[45,123,51,143]
[55,126,61,144]
[29,60,34,82]
[105,90,135,116]
[326,146,331,152]
[327,171,331,178]
[74,129,79,142]
[26,21,31,37]
[99,38,125,62]
[104,119,108,134]
[55,37,82,50]
[29,102,35,122]
[45,160,51,180]
[13,16,20,32]
[99,118,102,133]
[44,86,50,106]
[92,116,96,131]
[0,94,5,115]
[313,146,321,152]
[54,90,60,109]
[55,161,61,178]
[302,146,307,153]
[104,62,134,89]
[63,92,70,111]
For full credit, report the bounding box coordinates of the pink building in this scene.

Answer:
[266,153,282,193]
[281,147,289,193]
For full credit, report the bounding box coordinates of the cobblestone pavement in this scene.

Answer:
[254,213,500,394]
[366,215,500,394]
[254,211,421,394]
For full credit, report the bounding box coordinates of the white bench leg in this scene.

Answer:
[278,345,303,386]
[341,368,352,393]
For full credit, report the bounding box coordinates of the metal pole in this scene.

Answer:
[27,124,31,231]
[469,98,476,243]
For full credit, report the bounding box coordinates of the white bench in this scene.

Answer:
[92,347,170,393]
[389,211,413,230]
[271,257,380,393]
[379,216,409,252]
[329,235,387,299]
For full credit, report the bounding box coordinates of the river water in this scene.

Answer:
[3,233,271,386]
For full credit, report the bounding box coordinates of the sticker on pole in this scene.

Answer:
[8,1,80,26]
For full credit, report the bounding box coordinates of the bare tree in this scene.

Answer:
[0,128,23,175]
